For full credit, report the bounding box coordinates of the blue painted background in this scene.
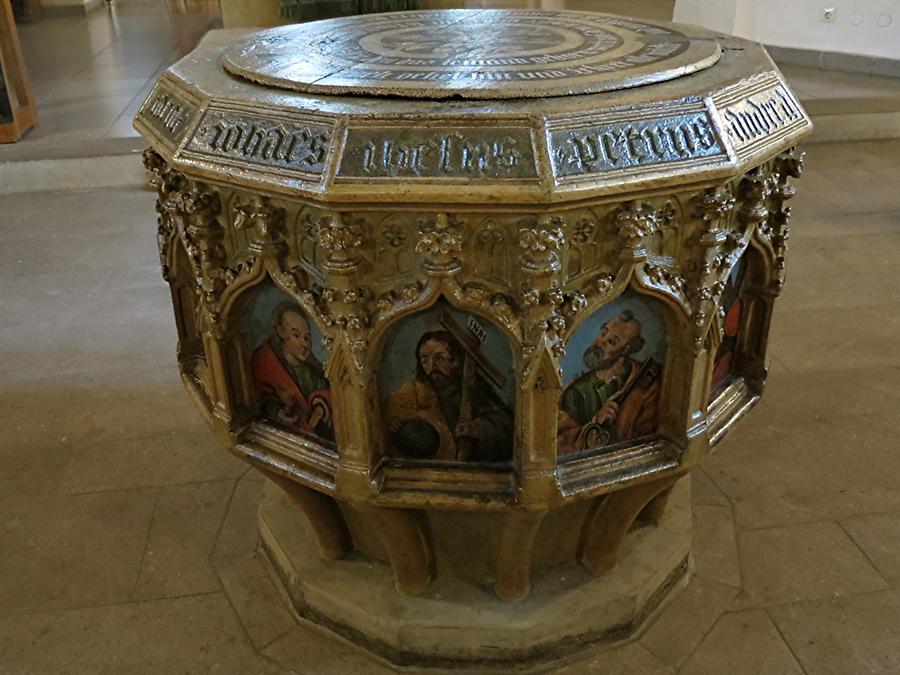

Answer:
[559,290,667,387]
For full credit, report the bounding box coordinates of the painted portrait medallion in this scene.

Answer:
[377,301,515,464]
[557,290,667,458]
[244,282,334,446]
[711,258,748,394]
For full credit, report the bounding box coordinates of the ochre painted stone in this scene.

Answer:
[133,9,810,669]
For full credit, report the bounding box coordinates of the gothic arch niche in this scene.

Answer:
[562,207,620,284]
[294,207,326,281]
[167,239,215,408]
[375,298,516,465]
[709,242,773,402]
[557,288,669,461]
[643,198,683,260]
[221,190,255,259]
[227,277,337,450]
[473,216,510,286]
[373,212,414,283]
[709,244,767,398]
[169,240,202,359]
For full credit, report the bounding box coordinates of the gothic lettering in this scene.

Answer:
[722,85,803,147]
[186,110,332,175]
[550,112,724,178]
[339,129,537,179]
[146,91,191,137]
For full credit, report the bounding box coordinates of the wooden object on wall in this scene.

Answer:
[12,0,42,23]
[0,0,37,143]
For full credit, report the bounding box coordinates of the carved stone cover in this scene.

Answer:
[221,10,722,99]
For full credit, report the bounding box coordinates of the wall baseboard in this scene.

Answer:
[41,0,105,17]
[767,44,900,79]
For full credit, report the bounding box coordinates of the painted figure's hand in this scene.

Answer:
[593,400,619,425]
[454,417,479,439]
[389,417,403,432]
[308,397,331,430]
[276,407,300,427]
[307,406,325,430]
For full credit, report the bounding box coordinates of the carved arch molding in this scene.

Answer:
[144,145,803,429]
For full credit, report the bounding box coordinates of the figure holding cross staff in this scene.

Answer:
[384,311,514,463]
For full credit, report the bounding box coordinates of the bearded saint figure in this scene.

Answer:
[557,310,661,456]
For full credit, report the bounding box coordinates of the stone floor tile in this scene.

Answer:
[215,551,297,650]
[692,505,741,589]
[44,74,151,105]
[769,590,900,675]
[25,95,138,143]
[778,263,900,311]
[840,511,900,585]
[792,140,900,216]
[776,65,900,99]
[736,521,888,608]
[133,480,236,600]
[705,367,900,530]
[1,378,209,452]
[783,230,900,287]
[768,304,900,373]
[0,593,281,675]
[638,576,738,668]
[243,466,267,482]
[0,489,156,617]
[213,477,265,562]
[678,609,804,675]
[788,207,899,240]
[690,469,729,507]
[61,427,246,494]
[263,624,398,675]
[552,643,674,674]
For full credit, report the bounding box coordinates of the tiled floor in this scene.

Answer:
[1,138,899,673]
[15,0,219,146]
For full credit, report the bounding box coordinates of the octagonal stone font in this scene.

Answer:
[135,9,810,669]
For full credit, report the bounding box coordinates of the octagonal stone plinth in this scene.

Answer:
[258,477,691,669]
[135,9,810,670]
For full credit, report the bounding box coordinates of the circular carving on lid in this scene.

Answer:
[222,9,722,100]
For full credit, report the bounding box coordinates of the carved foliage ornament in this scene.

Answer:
[315,214,365,269]
[415,213,463,273]
[233,195,288,254]
[143,149,185,282]
[144,146,804,374]
[615,200,663,250]
[518,216,565,278]
[759,148,804,293]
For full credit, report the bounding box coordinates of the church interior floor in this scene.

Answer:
[1,129,899,673]
[3,1,900,674]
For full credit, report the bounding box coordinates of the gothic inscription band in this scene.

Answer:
[139,83,196,145]
[184,107,332,176]
[222,10,722,99]
[720,84,805,155]
[337,127,537,180]
[548,106,727,181]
